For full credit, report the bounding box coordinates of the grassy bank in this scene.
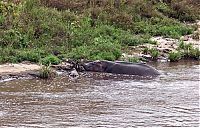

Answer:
[0,0,199,64]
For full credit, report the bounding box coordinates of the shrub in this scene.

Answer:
[122,35,156,46]
[133,18,194,38]
[0,47,20,63]
[128,57,140,63]
[178,42,200,60]
[156,2,172,16]
[39,64,56,79]
[189,48,200,60]
[92,52,116,61]
[154,24,193,38]
[171,2,198,22]
[91,37,122,60]
[68,36,122,60]
[109,11,133,29]
[134,1,159,18]
[17,49,42,62]
[0,15,5,25]
[149,48,160,59]
[68,46,91,60]
[168,51,182,62]
[156,1,199,22]
[41,55,61,66]
[143,47,149,55]
[0,0,198,64]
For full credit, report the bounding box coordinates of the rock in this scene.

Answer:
[141,54,152,60]
[27,71,40,78]
[69,68,79,79]
[172,44,178,49]
[157,57,169,63]
[157,48,173,53]
[51,62,73,70]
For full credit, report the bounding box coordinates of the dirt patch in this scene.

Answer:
[0,63,40,75]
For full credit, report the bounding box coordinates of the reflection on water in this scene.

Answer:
[0,61,199,127]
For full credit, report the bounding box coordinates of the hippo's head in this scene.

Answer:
[83,60,108,72]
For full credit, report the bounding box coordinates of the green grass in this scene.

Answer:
[68,36,122,61]
[128,57,140,63]
[0,0,199,63]
[41,55,61,66]
[168,51,182,62]
[178,42,200,60]
[39,64,56,79]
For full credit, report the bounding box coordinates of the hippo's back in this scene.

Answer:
[106,63,160,76]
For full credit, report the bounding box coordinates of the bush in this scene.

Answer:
[122,35,156,46]
[156,2,172,16]
[156,1,199,22]
[39,64,56,79]
[92,52,116,61]
[132,18,194,38]
[171,2,198,22]
[178,42,200,60]
[157,25,193,38]
[149,48,160,59]
[91,37,122,60]
[68,46,91,60]
[128,57,140,63]
[68,36,122,61]
[41,55,61,66]
[0,0,198,64]
[168,51,182,62]
[143,47,149,55]
[189,48,200,60]
[0,47,20,63]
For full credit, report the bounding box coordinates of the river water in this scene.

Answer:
[0,61,199,127]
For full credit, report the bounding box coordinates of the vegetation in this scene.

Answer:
[128,57,140,63]
[168,51,182,62]
[39,64,56,79]
[142,48,160,60]
[178,42,200,60]
[41,55,61,66]
[149,48,160,60]
[168,42,200,62]
[0,0,199,63]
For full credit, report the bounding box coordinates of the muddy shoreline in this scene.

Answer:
[0,59,199,83]
[0,64,40,82]
[0,62,74,82]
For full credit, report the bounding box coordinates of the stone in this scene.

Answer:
[51,62,73,70]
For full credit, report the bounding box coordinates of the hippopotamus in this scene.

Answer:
[82,60,160,76]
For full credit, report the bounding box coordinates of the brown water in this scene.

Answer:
[0,61,199,127]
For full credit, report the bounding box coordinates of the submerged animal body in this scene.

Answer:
[83,60,160,76]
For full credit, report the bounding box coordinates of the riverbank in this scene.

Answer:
[0,61,76,82]
[0,62,40,75]
[0,0,200,81]
[122,21,200,62]
[0,20,199,81]
[0,62,41,82]
[1,0,200,64]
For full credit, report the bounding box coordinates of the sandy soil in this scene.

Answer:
[0,63,40,75]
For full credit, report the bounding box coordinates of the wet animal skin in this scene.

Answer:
[83,60,160,76]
